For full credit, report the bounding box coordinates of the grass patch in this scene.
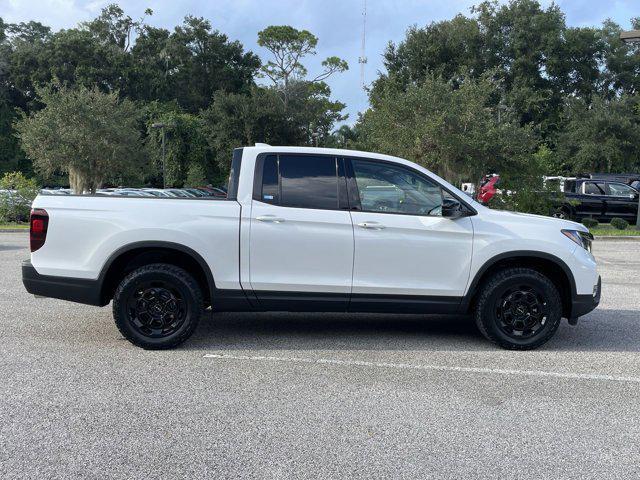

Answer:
[0,222,29,230]
[591,224,640,236]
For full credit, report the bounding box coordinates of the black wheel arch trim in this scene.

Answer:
[461,250,578,313]
[23,241,253,310]
[98,241,217,299]
[97,241,254,311]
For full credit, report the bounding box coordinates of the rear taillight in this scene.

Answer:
[30,208,49,252]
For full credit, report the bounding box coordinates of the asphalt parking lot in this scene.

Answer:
[1,232,639,479]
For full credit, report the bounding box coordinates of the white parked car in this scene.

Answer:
[22,146,600,350]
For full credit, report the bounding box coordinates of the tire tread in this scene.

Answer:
[112,263,203,350]
[474,267,562,350]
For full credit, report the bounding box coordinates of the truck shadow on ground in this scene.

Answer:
[187,312,484,352]
[183,309,640,352]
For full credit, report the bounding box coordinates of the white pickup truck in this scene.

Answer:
[22,146,600,350]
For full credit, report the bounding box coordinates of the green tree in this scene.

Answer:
[201,81,348,175]
[0,171,39,222]
[4,5,260,113]
[357,74,537,184]
[15,84,145,193]
[257,25,347,108]
[144,106,212,187]
[184,163,207,187]
[201,87,293,172]
[376,0,640,144]
[132,16,260,112]
[82,4,153,52]
[556,95,640,174]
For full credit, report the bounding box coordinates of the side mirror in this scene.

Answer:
[442,197,466,218]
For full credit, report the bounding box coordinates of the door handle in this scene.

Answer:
[256,215,285,223]
[357,222,385,230]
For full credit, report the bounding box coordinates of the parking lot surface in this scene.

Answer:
[1,232,639,479]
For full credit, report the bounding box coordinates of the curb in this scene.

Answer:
[594,235,640,241]
[0,229,28,233]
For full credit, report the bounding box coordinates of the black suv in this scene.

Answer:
[555,179,639,222]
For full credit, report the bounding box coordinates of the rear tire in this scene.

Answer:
[474,268,562,350]
[113,263,203,349]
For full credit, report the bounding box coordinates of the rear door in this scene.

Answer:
[347,158,473,309]
[249,153,353,310]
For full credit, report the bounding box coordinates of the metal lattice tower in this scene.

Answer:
[358,0,368,89]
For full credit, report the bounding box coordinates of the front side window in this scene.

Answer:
[351,160,443,216]
[608,183,635,196]
[584,182,605,195]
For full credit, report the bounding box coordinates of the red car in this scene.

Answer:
[478,174,500,204]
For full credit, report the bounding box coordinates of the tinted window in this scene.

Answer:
[226,148,242,200]
[608,183,635,196]
[261,155,279,204]
[352,160,443,215]
[279,155,338,209]
[584,182,605,195]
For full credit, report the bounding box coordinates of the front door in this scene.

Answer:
[580,181,607,219]
[347,158,474,311]
[605,182,638,222]
[249,153,353,310]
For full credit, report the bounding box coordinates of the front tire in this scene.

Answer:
[113,264,203,349]
[474,268,562,350]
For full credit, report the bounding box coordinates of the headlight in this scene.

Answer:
[562,229,593,252]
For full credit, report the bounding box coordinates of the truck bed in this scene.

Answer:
[29,195,242,290]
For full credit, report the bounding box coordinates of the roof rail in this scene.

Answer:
[255,143,271,147]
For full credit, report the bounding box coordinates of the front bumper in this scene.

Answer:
[22,260,103,306]
[570,275,601,319]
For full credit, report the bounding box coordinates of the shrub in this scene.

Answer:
[582,218,598,229]
[611,217,629,230]
[0,172,40,223]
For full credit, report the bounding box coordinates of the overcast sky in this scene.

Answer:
[2,0,638,122]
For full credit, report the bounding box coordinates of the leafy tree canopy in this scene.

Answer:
[14,84,146,193]
[257,25,347,108]
[357,73,537,183]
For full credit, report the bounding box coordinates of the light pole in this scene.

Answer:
[151,122,172,188]
[620,30,640,228]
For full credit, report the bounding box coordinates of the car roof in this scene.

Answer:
[243,145,406,164]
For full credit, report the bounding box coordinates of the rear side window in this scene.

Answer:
[257,154,339,210]
[584,182,605,195]
[279,155,338,209]
[261,155,279,204]
[226,148,243,200]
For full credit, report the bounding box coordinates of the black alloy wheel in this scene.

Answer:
[113,264,203,349]
[495,284,549,339]
[128,282,187,338]
[474,268,562,350]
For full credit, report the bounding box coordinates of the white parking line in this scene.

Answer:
[203,353,640,384]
